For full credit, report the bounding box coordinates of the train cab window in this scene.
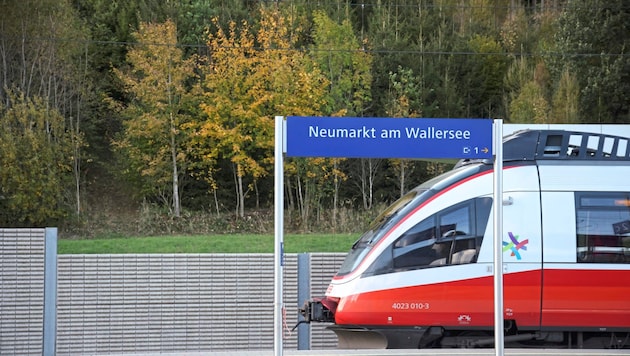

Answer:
[366,197,492,275]
[576,192,630,263]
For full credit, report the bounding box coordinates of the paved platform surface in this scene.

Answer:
[107,349,630,356]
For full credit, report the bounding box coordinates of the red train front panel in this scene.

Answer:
[333,267,542,329]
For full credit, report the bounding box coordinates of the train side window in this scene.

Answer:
[576,192,630,263]
[386,197,491,272]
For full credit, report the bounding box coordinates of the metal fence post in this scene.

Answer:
[43,227,57,356]
[297,253,311,350]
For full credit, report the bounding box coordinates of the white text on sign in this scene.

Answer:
[308,125,472,140]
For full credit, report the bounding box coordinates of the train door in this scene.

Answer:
[541,190,630,330]
[502,191,543,330]
[477,189,543,331]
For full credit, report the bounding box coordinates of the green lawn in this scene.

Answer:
[57,233,358,254]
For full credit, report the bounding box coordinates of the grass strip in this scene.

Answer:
[58,233,358,254]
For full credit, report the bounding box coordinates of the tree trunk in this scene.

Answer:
[360,159,368,210]
[234,163,245,218]
[170,119,180,217]
[238,174,244,218]
[285,174,295,211]
[399,160,406,198]
[70,46,88,218]
[368,159,377,210]
[296,174,304,221]
[168,61,180,217]
[213,188,220,216]
[356,158,380,210]
[72,101,81,217]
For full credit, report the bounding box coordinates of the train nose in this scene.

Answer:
[299,296,338,323]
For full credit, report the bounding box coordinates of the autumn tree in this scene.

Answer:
[196,7,327,218]
[0,91,75,225]
[113,20,198,217]
[0,0,90,217]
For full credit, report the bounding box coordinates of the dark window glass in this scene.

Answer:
[337,164,488,277]
[576,192,630,263]
[366,197,491,275]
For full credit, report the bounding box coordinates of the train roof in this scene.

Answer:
[456,129,630,168]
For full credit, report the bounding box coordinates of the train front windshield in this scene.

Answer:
[336,164,486,277]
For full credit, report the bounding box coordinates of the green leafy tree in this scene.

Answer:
[460,34,511,118]
[113,20,198,217]
[386,66,421,198]
[450,0,510,35]
[366,1,467,118]
[509,81,550,123]
[549,0,630,122]
[550,68,580,123]
[176,0,252,53]
[311,10,372,117]
[309,10,373,225]
[0,0,84,103]
[365,0,422,117]
[505,57,553,123]
[71,0,177,155]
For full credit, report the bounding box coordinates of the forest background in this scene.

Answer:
[0,0,628,238]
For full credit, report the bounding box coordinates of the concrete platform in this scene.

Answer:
[107,349,630,356]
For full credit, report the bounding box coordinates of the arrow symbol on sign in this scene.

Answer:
[481,147,489,154]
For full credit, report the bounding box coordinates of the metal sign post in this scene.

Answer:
[274,116,285,356]
[493,119,504,356]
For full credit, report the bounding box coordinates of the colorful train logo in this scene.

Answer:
[503,231,528,260]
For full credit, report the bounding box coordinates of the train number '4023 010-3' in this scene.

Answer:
[391,302,430,310]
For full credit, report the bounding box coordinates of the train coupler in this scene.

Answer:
[299,297,336,323]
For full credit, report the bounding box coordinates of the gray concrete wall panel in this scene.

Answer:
[55,252,344,354]
[0,228,345,354]
[0,228,46,356]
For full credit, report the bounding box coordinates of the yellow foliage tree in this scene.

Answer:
[196,7,327,217]
[113,19,198,217]
[0,91,74,225]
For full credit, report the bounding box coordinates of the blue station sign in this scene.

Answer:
[285,116,493,159]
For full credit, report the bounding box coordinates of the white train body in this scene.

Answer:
[301,126,630,349]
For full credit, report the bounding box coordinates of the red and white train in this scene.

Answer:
[301,128,630,349]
